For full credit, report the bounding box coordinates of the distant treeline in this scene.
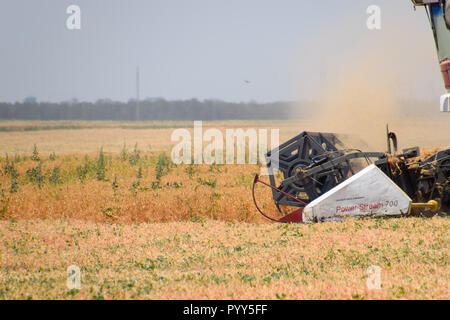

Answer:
[0,99,312,121]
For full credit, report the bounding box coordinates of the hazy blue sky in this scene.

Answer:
[0,0,443,103]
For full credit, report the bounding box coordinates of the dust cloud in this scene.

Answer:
[311,49,401,151]
[291,24,449,152]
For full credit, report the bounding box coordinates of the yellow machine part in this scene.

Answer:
[411,200,439,212]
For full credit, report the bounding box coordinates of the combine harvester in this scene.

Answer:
[252,1,450,223]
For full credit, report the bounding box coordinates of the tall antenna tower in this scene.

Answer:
[136,66,140,121]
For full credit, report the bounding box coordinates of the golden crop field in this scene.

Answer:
[0,120,449,300]
[1,217,448,300]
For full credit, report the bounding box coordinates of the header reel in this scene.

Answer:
[252,131,449,223]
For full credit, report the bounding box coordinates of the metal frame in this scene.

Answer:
[264,132,386,212]
[255,130,449,222]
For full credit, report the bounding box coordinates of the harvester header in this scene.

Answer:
[253,131,449,223]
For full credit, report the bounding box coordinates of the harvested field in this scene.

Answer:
[0,217,448,299]
[0,118,449,155]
